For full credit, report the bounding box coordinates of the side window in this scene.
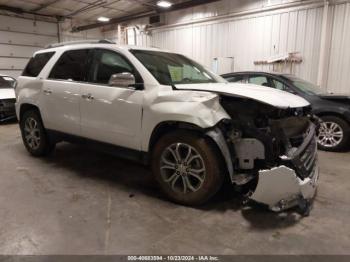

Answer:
[49,49,90,81]
[272,79,286,90]
[90,49,141,85]
[22,52,55,77]
[248,75,272,87]
[225,75,245,83]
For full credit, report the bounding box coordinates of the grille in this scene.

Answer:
[299,137,317,173]
[289,124,318,179]
[0,99,16,120]
[0,99,16,108]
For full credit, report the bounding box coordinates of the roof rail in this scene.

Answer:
[45,39,116,49]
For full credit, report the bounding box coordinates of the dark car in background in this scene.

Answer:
[0,75,17,122]
[222,71,350,152]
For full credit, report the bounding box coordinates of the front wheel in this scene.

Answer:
[317,115,350,151]
[20,110,55,156]
[151,130,224,206]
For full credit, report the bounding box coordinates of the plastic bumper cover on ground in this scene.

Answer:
[250,160,319,212]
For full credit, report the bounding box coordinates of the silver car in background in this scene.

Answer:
[0,75,17,122]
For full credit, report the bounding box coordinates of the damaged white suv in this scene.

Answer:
[16,40,319,213]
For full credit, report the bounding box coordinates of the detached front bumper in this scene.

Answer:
[250,162,319,212]
[250,124,319,213]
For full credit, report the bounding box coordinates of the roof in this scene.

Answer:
[36,41,165,55]
[221,71,294,78]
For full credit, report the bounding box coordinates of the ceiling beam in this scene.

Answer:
[31,0,61,12]
[66,0,107,17]
[0,5,23,14]
[72,0,221,32]
[0,4,58,18]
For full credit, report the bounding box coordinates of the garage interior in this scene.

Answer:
[1,0,350,256]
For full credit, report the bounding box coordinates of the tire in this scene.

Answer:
[317,115,350,152]
[20,110,55,156]
[151,130,224,206]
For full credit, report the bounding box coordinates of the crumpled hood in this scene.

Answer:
[0,88,16,99]
[176,82,310,109]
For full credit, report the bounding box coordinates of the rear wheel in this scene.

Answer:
[151,130,224,206]
[317,115,350,151]
[20,110,55,156]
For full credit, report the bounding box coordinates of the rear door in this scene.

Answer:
[40,49,91,136]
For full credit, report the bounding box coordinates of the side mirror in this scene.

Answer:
[108,72,136,89]
[285,88,298,95]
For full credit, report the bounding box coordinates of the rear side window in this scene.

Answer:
[22,52,55,77]
[49,49,90,81]
[272,79,287,90]
[225,75,245,83]
[248,75,271,87]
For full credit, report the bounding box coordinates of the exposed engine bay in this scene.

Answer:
[216,96,319,214]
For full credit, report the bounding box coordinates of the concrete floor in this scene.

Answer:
[0,122,350,255]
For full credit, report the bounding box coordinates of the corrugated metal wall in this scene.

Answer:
[0,15,58,78]
[326,2,350,94]
[151,6,323,85]
[149,1,350,94]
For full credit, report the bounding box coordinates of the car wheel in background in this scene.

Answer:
[317,115,350,152]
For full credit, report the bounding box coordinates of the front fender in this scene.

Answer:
[141,88,230,151]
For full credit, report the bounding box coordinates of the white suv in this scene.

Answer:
[16,40,319,213]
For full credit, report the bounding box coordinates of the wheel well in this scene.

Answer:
[316,112,350,125]
[148,121,232,185]
[148,121,205,153]
[19,104,40,121]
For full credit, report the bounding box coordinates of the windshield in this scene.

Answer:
[0,76,16,89]
[287,76,321,95]
[130,50,224,85]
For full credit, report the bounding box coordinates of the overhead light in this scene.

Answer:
[97,16,110,22]
[156,1,172,8]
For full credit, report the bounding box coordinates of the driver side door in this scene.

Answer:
[80,49,144,150]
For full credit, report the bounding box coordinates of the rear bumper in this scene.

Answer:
[250,161,319,211]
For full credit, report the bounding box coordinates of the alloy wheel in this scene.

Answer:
[317,121,344,148]
[24,117,41,150]
[160,143,206,194]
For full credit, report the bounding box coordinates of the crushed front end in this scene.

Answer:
[219,96,319,214]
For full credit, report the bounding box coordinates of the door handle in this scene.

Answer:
[82,93,94,100]
[43,89,52,95]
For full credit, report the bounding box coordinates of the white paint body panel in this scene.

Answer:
[40,80,82,136]
[0,89,16,99]
[176,82,310,109]
[80,84,143,150]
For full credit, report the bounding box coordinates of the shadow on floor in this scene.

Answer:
[39,142,302,229]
